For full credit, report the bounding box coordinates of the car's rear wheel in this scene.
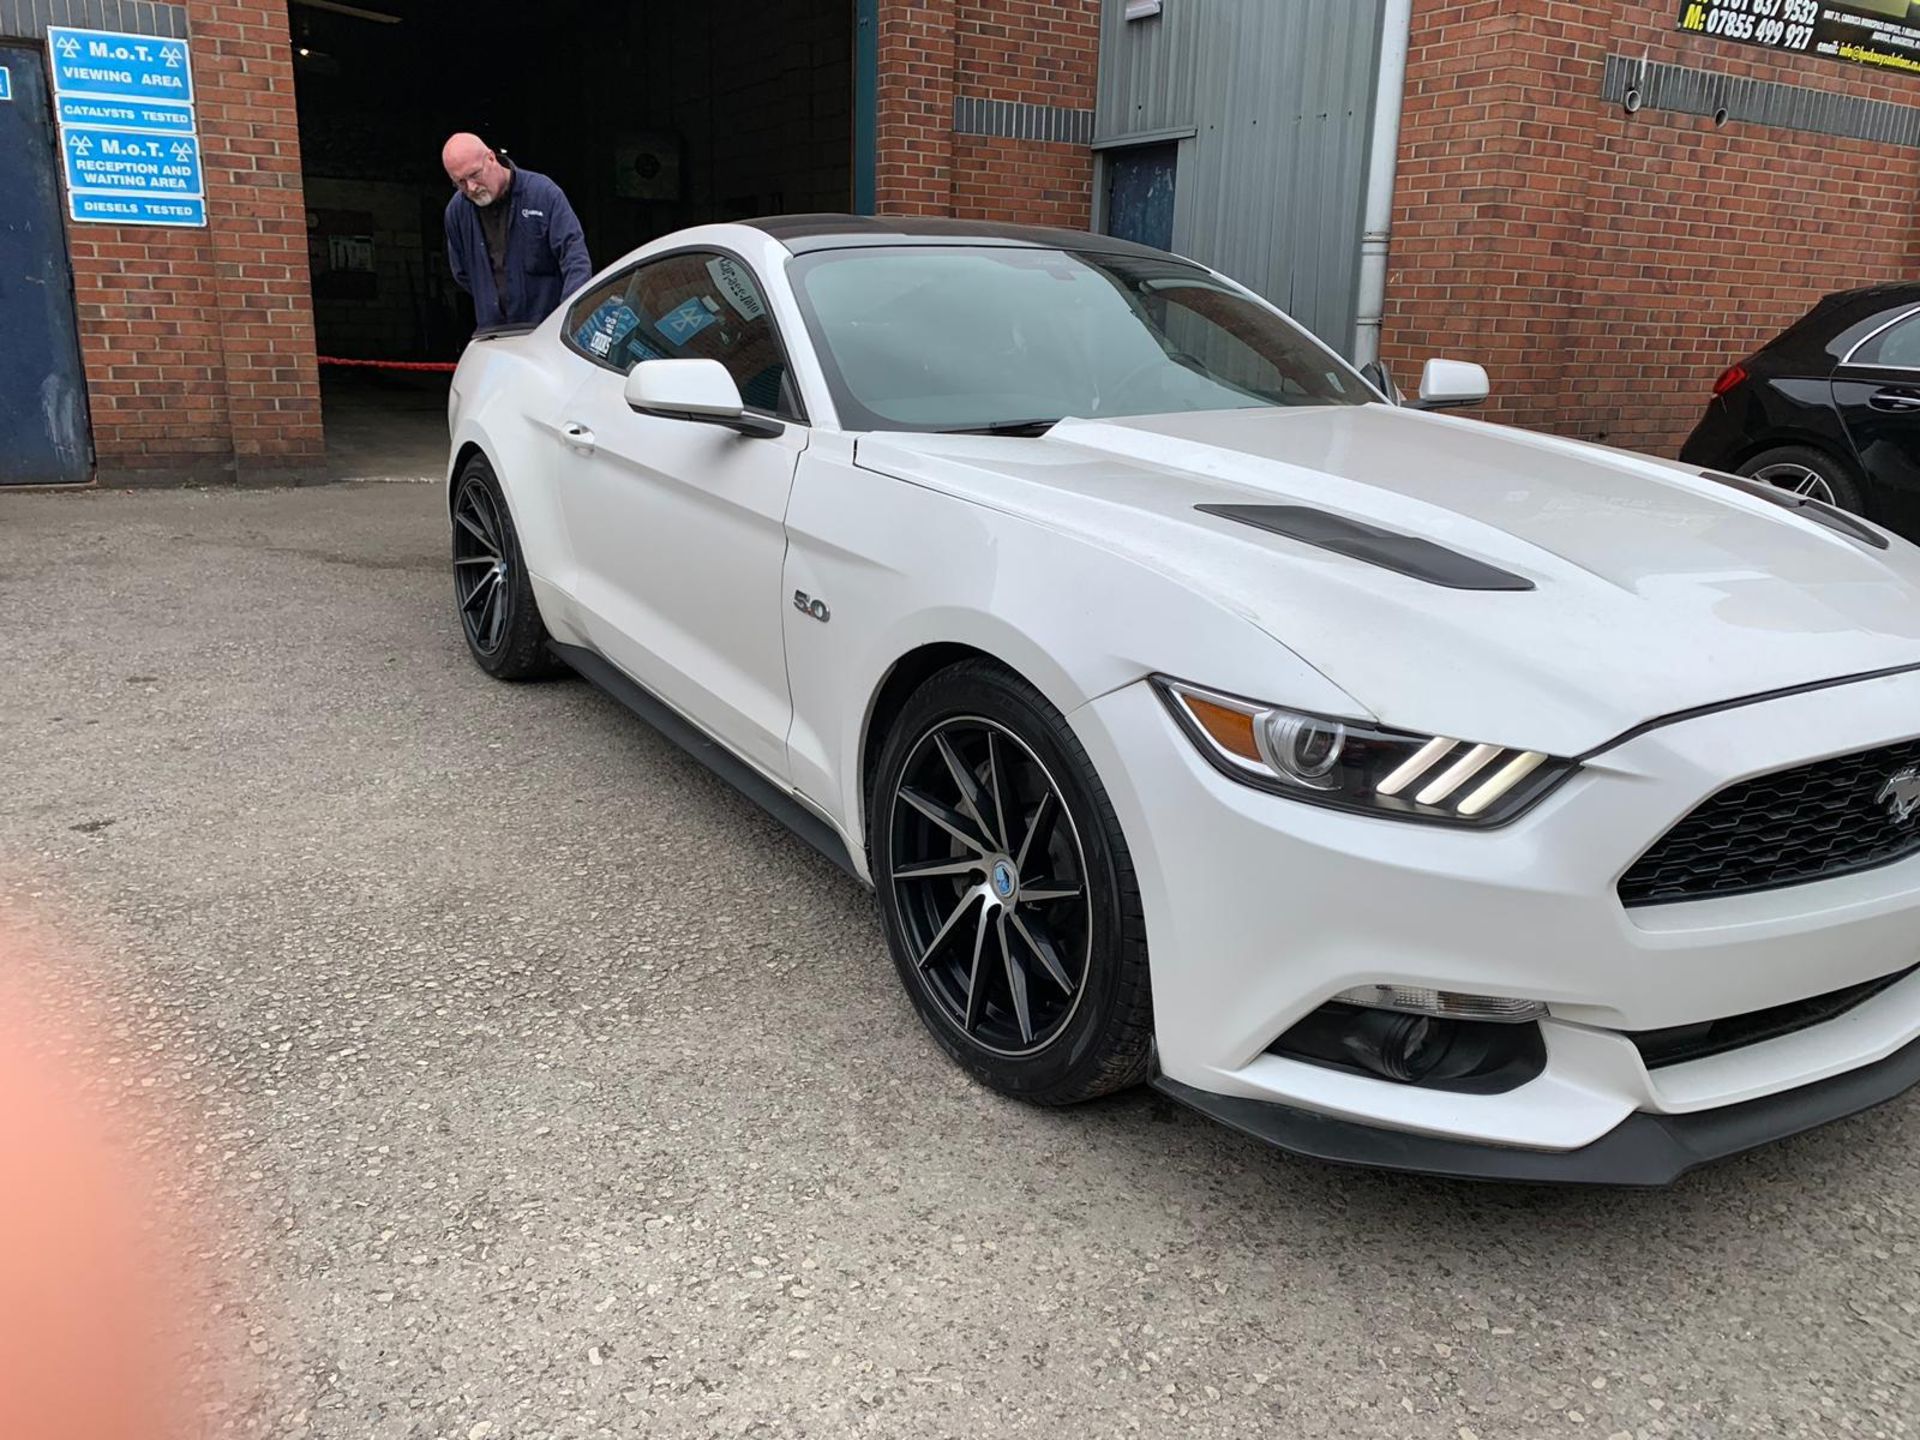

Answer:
[1739,445,1866,514]
[451,453,556,680]
[870,660,1154,1105]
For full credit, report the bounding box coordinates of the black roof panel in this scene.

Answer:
[739,213,1181,261]
[1759,280,1920,367]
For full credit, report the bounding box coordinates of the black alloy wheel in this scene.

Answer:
[454,476,512,655]
[872,660,1155,1105]
[450,454,556,680]
[889,716,1094,1056]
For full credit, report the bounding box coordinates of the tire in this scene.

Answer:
[450,453,558,680]
[1737,445,1866,515]
[869,659,1155,1105]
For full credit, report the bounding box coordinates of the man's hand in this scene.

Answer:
[550,190,592,298]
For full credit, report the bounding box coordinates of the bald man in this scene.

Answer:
[441,133,592,331]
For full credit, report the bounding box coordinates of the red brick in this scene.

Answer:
[74,0,322,473]
[1380,0,1919,457]
[876,0,1099,224]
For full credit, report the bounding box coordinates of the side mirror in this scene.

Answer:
[623,359,783,438]
[1413,358,1490,411]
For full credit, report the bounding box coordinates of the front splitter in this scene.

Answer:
[1154,1032,1920,1186]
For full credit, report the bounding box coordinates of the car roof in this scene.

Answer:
[1813,280,1920,310]
[1787,281,1920,340]
[738,213,1183,262]
[1756,281,1920,367]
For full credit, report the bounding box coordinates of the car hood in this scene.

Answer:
[855,404,1920,756]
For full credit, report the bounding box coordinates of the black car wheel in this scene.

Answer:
[870,660,1154,1105]
[1739,446,1866,515]
[451,453,557,679]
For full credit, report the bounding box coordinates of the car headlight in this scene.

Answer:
[1153,678,1576,826]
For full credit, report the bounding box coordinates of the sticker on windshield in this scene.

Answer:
[657,297,719,347]
[706,257,767,321]
[574,298,641,361]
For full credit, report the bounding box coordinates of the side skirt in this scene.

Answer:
[549,641,865,883]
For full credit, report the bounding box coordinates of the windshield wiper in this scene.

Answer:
[937,418,1061,437]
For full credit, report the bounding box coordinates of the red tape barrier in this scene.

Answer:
[318,356,460,373]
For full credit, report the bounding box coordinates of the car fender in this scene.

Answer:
[1729,376,1863,471]
[447,339,589,643]
[780,441,1365,875]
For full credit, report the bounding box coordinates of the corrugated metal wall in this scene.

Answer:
[1095,0,1388,354]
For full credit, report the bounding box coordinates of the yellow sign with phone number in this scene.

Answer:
[1679,0,1920,74]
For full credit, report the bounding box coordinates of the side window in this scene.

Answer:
[563,251,799,418]
[1852,313,1920,370]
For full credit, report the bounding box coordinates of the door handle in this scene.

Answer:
[560,422,597,453]
[1868,388,1920,413]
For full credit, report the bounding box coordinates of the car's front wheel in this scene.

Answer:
[1738,445,1866,515]
[451,453,556,680]
[870,660,1155,1105]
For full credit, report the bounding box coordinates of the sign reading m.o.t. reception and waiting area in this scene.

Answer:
[46,26,206,228]
[1679,0,1920,76]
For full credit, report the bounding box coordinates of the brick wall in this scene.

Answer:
[876,0,1100,224]
[1381,0,1920,458]
[876,0,958,215]
[950,134,1097,227]
[69,0,321,478]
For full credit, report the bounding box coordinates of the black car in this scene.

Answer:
[1681,282,1920,541]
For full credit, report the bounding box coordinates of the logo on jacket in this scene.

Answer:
[522,208,545,219]
[1879,767,1920,824]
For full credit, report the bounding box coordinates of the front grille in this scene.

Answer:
[1629,963,1919,1069]
[1619,739,1920,906]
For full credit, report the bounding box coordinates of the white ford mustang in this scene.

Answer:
[446,216,1920,1184]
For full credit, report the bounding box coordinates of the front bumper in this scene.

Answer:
[1076,668,1920,1180]
[1155,1027,1920,1186]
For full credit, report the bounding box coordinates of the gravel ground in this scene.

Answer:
[0,482,1916,1440]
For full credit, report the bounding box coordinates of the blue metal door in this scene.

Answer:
[0,44,91,486]
[1104,142,1178,253]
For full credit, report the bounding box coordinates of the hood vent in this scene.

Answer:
[1196,504,1534,592]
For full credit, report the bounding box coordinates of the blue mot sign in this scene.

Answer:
[48,27,194,105]
[62,127,203,196]
[47,26,205,229]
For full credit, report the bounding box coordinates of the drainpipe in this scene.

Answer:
[1353,0,1414,369]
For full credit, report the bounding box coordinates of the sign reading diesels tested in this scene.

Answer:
[46,26,206,227]
[1679,0,1920,76]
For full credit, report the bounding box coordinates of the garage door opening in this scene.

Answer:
[291,0,856,475]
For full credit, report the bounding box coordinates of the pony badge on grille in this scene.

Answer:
[1880,768,1920,825]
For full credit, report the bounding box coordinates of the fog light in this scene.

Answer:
[1268,1000,1548,1094]
[1333,984,1546,1023]
[1342,1010,1456,1084]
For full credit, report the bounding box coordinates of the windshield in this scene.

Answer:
[787,245,1372,432]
